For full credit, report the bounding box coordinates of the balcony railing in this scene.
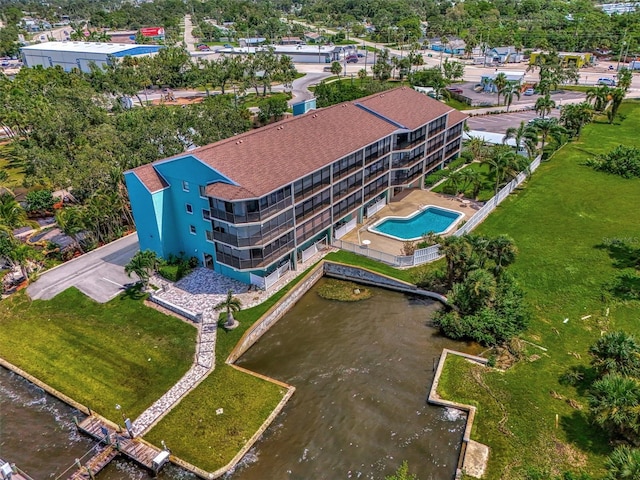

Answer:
[294,182,331,203]
[210,196,293,224]
[212,221,294,248]
[216,240,295,270]
[394,136,426,151]
[364,145,391,164]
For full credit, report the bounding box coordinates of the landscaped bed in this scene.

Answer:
[437,101,640,478]
[431,162,497,202]
[0,288,196,422]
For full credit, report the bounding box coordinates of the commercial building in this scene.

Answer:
[480,71,526,92]
[20,41,162,72]
[218,44,353,63]
[529,51,593,68]
[125,88,467,286]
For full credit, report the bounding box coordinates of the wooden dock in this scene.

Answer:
[68,415,169,479]
[0,458,34,480]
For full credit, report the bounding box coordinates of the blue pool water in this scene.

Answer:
[371,206,462,240]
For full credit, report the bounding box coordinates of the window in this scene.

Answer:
[186,203,193,214]
[199,185,207,198]
[202,209,211,220]
[182,181,190,192]
[205,230,214,242]
[189,225,196,235]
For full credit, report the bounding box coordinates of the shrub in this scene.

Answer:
[157,254,198,282]
[25,190,56,214]
[585,145,640,178]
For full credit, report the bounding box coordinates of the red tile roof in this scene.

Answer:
[356,87,455,130]
[131,88,467,200]
[132,163,168,193]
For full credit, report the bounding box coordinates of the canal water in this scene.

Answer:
[0,280,476,480]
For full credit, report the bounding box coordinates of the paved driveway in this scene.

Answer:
[27,234,140,303]
[466,110,561,134]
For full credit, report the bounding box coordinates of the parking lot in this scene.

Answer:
[466,109,561,134]
[454,81,587,108]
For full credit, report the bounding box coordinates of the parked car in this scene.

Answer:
[223,44,233,48]
[197,44,211,51]
[357,52,365,58]
[345,54,358,63]
[523,87,535,96]
[597,77,616,86]
[446,87,463,94]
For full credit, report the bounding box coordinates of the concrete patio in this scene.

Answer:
[341,189,482,256]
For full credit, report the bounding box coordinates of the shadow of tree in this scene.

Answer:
[560,410,612,457]
[121,283,145,300]
[595,241,640,270]
[559,364,598,397]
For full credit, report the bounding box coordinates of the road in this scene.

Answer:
[27,234,140,303]
[183,15,197,53]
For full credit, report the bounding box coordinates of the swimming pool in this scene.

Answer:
[369,206,463,241]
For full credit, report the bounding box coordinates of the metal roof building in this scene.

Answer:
[20,41,162,72]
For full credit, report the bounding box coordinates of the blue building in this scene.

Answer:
[125,88,467,286]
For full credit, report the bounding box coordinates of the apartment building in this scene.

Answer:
[125,87,467,285]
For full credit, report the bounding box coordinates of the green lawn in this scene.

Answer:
[145,264,318,472]
[438,100,640,478]
[0,289,196,422]
[432,162,496,201]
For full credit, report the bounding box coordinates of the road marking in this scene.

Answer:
[101,277,125,288]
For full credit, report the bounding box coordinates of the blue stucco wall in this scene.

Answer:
[125,171,171,256]
[126,155,237,265]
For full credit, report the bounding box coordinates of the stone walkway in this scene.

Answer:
[131,246,335,436]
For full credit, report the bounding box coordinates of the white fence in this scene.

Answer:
[366,198,386,218]
[334,217,357,240]
[332,155,542,267]
[301,238,327,263]
[249,272,266,289]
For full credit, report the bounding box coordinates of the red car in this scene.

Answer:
[446,87,463,94]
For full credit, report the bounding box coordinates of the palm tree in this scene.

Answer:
[605,445,640,480]
[531,117,566,157]
[125,249,159,288]
[502,83,521,111]
[493,73,508,106]
[55,206,87,253]
[357,68,367,85]
[0,193,31,229]
[486,235,518,275]
[330,61,342,76]
[465,136,488,163]
[462,169,482,199]
[590,331,640,377]
[214,289,242,328]
[482,145,522,196]
[586,85,611,112]
[616,67,633,92]
[607,88,626,124]
[560,102,594,139]
[503,121,538,156]
[534,93,556,118]
[437,235,475,288]
[589,373,640,442]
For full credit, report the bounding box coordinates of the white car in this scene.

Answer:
[597,77,616,87]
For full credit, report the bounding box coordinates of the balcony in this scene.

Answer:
[394,136,426,151]
[210,196,293,224]
[212,222,294,248]
[364,145,391,164]
[216,241,295,270]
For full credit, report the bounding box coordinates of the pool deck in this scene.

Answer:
[341,189,482,256]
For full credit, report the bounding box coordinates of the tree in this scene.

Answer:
[257,96,288,124]
[465,137,488,163]
[493,73,508,106]
[535,94,556,118]
[590,331,640,378]
[608,88,626,124]
[503,121,538,156]
[330,61,342,76]
[531,117,566,155]
[386,461,417,480]
[605,446,640,480]
[502,83,521,111]
[214,289,242,328]
[586,85,611,112]
[25,190,56,214]
[590,374,640,442]
[482,145,525,196]
[616,68,633,92]
[125,249,159,288]
[486,235,518,275]
[373,48,393,82]
[0,193,31,229]
[442,58,464,83]
[560,102,594,139]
